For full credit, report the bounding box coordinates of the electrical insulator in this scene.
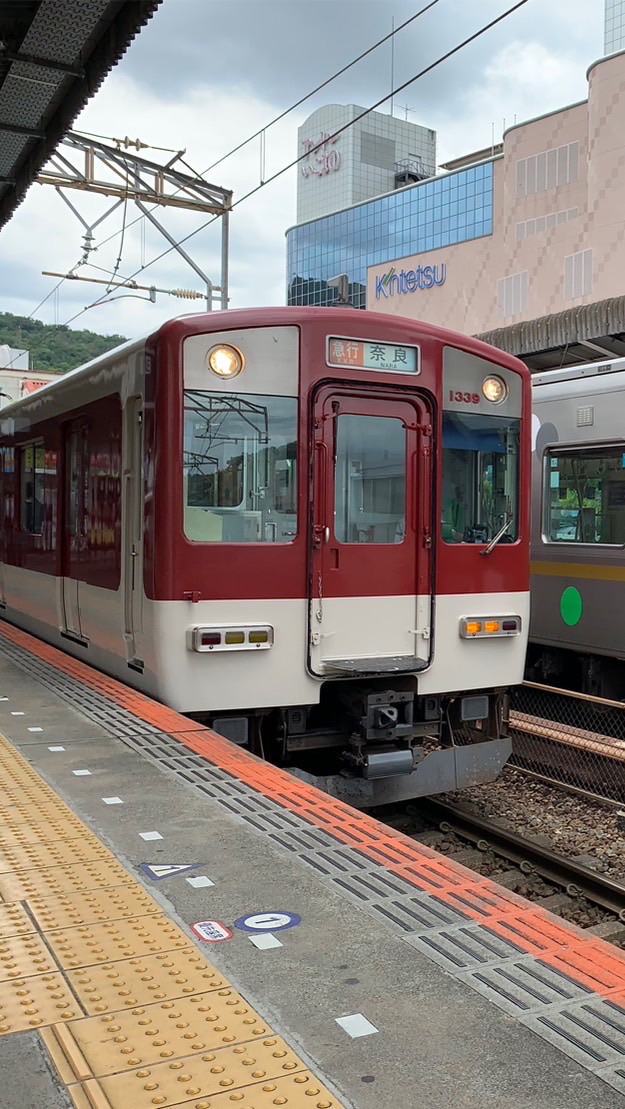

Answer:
[173,288,204,299]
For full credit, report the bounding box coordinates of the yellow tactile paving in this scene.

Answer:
[47,917,192,970]
[0,901,36,939]
[28,886,162,931]
[0,859,135,901]
[0,838,116,875]
[0,816,90,845]
[67,956,232,1015]
[0,800,82,826]
[65,1037,305,1108]
[0,731,344,1108]
[43,993,273,1079]
[0,933,58,979]
[0,972,83,1033]
[69,1072,340,1109]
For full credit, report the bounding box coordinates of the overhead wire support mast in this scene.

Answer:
[41,271,210,302]
[36,132,232,310]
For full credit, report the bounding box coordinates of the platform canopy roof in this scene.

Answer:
[477,297,625,371]
[0,0,162,232]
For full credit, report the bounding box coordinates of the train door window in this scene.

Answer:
[545,445,625,545]
[19,442,46,534]
[334,414,406,544]
[442,412,520,543]
[183,391,298,543]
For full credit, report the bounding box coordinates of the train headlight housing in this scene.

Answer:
[207,344,245,379]
[482,374,507,404]
[460,616,521,639]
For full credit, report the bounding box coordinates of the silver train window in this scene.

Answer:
[544,445,625,545]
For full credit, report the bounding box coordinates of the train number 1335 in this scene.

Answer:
[449,390,480,404]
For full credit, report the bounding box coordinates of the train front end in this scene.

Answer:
[151,308,530,805]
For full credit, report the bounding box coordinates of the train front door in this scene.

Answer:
[309,387,433,676]
[123,398,144,668]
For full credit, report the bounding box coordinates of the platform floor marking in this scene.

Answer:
[250,934,283,950]
[335,1014,379,1039]
[0,732,344,1109]
[186,876,214,889]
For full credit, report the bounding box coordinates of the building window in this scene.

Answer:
[497,270,529,318]
[516,207,577,240]
[564,249,592,299]
[544,446,625,545]
[516,141,579,198]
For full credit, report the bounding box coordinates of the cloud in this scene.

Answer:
[0,0,606,343]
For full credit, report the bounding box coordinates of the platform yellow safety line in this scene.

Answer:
[0,733,343,1109]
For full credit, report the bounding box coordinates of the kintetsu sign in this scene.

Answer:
[300,131,340,178]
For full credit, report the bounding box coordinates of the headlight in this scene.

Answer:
[207,344,244,379]
[482,374,507,403]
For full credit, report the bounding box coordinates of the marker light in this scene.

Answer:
[460,616,521,639]
[190,624,274,652]
[482,374,507,403]
[207,343,244,379]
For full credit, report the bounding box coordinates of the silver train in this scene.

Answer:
[528,356,625,698]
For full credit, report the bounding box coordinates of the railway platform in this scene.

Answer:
[0,624,624,1108]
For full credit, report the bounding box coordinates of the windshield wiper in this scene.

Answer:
[481,515,513,556]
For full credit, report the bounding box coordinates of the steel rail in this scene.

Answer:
[414,797,625,921]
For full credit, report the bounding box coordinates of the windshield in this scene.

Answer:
[442,412,520,544]
[183,391,297,543]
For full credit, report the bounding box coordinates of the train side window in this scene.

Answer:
[183,391,298,543]
[544,445,625,545]
[19,443,46,534]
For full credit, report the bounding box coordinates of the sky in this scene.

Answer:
[0,0,606,343]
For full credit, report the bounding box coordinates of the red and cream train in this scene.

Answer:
[0,308,530,803]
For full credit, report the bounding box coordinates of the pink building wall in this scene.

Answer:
[368,51,625,336]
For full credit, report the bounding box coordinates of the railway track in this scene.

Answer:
[399,797,625,944]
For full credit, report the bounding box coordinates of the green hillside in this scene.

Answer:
[0,312,127,375]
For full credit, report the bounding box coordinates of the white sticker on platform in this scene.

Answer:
[192,920,233,943]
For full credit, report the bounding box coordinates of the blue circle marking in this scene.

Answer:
[234,911,301,933]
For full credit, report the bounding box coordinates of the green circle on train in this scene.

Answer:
[560,586,583,627]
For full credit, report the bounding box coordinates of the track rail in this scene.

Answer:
[416,797,625,921]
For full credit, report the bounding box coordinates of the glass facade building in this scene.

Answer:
[287,161,494,309]
[605,0,625,54]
